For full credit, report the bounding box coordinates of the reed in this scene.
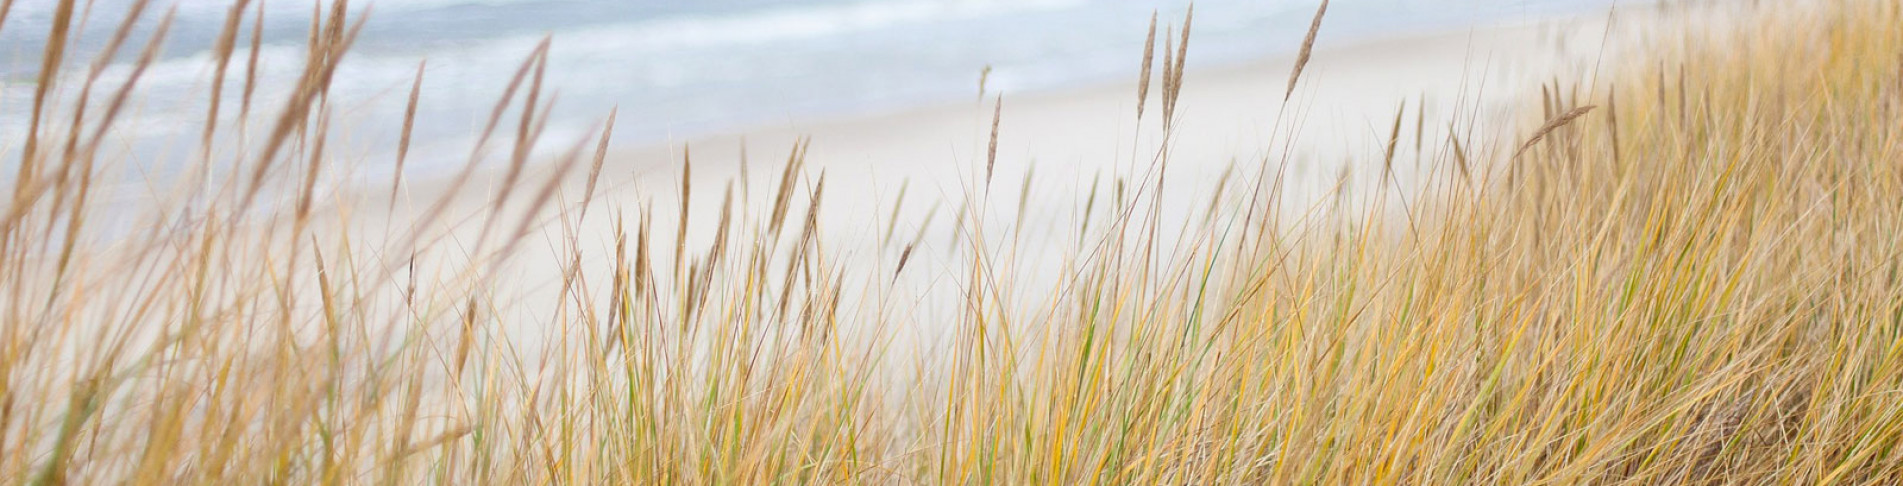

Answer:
[1512,105,1597,160]
[1,0,1899,483]
[1136,11,1158,121]
[1285,0,1329,102]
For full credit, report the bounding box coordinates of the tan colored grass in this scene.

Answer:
[1512,104,1597,160]
[986,94,1002,186]
[392,60,426,205]
[1136,11,1158,121]
[1285,0,1329,102]
[3,0,1902,484]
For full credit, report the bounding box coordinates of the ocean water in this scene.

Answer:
[0,0,1617,175]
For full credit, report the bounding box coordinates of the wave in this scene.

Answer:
[541,0,1092,52]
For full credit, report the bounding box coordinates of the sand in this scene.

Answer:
[358,6,1655,346]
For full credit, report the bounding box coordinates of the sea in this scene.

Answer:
[0,0,1619,176]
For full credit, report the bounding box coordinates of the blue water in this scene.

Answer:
[0,0,1615,174]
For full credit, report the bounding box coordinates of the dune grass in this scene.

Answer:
[2,0,1902,483]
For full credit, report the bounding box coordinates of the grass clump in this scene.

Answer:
[1,0,1901,483]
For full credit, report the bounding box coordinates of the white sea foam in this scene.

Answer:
[1,0,1620,180]
[556,0,1087,51]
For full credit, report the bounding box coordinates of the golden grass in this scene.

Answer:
[1286,0,1328,102]
[2,0,1902,484]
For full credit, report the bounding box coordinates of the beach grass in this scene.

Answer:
[1,0,1901,483]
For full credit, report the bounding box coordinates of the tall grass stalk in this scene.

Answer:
[1,0,1900,483]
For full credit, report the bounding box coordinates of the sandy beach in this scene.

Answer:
[362,7,1647,330]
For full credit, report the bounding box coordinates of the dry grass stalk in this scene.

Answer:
[201,0,254,162]
[391,61,425,204]
[494,131,593,267]
[1413,94,1427,164]
[1448,123,1471,181]
[5,1,1900,483]
[1606,88,1621,166]
[1383,101,1406,182]
[768,138,808,235]
[17,0,79,185]
[1513,105,1598,160]
[1167,4,1192,127]
[393,42,549,254]
[1159,26,1175,127]
[705,182,735,277]
[1286,0,1329,102]
[238,2,367,213]
[1014,164,1036,235]
[42,0,153,223]
[0,0,16,35]
[987,95,1003,187]
[580,108,618,220]
[496,43,552,208]
[1136,11,1158,120]
[674,147,692,282]
[882,180,910,249]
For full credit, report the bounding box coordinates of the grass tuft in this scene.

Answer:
[2,0,1900,483]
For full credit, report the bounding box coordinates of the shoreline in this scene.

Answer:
[569,9,1631,217]
[394,8,1629,204]
[347,7,1649,325]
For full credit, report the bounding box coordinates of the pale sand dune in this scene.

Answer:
[594,14,1635,240]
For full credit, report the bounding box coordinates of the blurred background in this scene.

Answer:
[0,0,1614,175]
